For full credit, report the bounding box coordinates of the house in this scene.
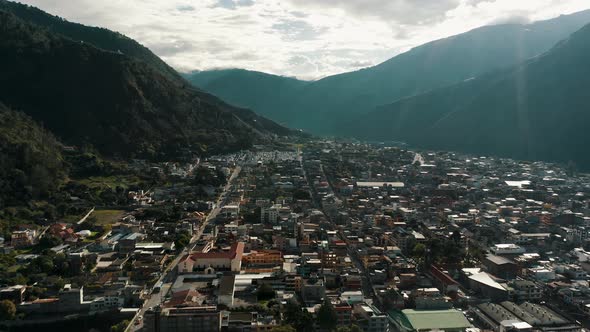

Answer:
[506,280,543,302]
[467,271,508,301]
[353,303,391,332]
[89,293,124,313]
[340,290,364,304]
[302,277,326,305]
[48,223,78,243]
[0,285,26,304]
[143,305,221,332]
[242,250,282,268]
[11,229,36,248]
[483,254,519,280]
[178,242,244,274]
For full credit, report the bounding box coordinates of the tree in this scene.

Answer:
[412,243,426,258]
[283,302,314,331]
[0,299,16,320]
[335,325,362,332]
[257,283,276,301]
[350,325,362,332]
[270,325,296,332]
[293,189,310,200]
[174,231,191,250]
[316,299,337,331]
[29,255,55,274]
[110,319,130,332]
[39,235,62,249]
[243,207,261,224]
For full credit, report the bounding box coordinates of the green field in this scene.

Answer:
[92,209,126,225]
[75,175,141,189]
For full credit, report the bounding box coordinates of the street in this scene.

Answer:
[126,166,241,331]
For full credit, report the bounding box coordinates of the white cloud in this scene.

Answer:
[17,0,590,80]
[285,0,463,25]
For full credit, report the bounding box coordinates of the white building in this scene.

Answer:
[261,204,282,224]
[340,290,364,304]
[90,294,124,313]
[489,244,525,255]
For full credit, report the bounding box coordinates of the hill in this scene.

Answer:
[0,103,65,208]
[0,9,291,159]
[185,69,307,124]
[352,23,590,169]
[186,10,590,134]
[0,0,180,81]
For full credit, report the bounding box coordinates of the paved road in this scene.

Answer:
[126,166,241,331]
[77,207,96,225]
[312,157,377,303]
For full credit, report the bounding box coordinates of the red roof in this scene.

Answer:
[33,298,59,304]
[430,265,459,286]
[165,289,201,307]
[189,242,244,260]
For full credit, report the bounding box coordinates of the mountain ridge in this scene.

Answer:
[187,9,590,133]
[0,7,292,160]
[0,0,181,81]
[351,22,590,168]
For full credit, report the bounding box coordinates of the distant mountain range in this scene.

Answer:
[187,10,590,135]
[0,1,293,160]
[186,69,308,127]
[2,0,590,168]
[353,21,590,168]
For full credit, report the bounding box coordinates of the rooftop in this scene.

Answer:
[390,309,472,331]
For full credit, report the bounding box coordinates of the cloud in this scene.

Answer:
[148,38,197,57]
[177,5,195,12]
[489,14,531,25]
[286,0,463,25]
[348,60,374,68]
[213,0,255,10]
[271,18,328,41]
[17,0,590,80]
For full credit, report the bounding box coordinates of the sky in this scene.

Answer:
[18,0,590,80]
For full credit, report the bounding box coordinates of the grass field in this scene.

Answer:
[75,175,141,189]
[59,214,83,224]
[92,209,126,225]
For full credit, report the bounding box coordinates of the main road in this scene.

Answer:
[127,166,241,331]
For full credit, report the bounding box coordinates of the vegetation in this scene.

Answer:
[0,299,16,320]
[256,283,276,301]
[192,167,227,187]
[316,299,338,331]
[0,105,65,209]
[282,302,314,331]
[354,22,590,169]
[0,8,293,160]
[186,11,590,135]
[335,325,362,332]
[91,210,126,226]
[174,231,192,250]
[110,319,130,332]
[269,326,296,332]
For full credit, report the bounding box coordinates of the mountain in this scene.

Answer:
[0,0,180,81]
[0,7,292,159]
[184,69,307,125]
[351,22,590,169]
[186,10,590,134]
[0,103,65,207]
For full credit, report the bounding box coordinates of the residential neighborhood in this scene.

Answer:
[2,142,590,332]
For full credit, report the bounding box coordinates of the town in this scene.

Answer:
[2,140,590,332]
